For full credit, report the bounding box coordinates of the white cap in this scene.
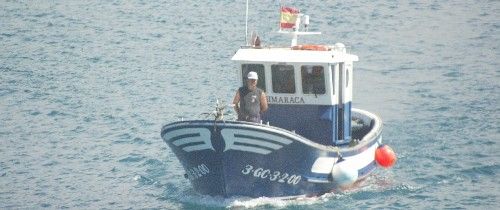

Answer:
[247,71,258,80]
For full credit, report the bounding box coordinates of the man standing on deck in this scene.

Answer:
[233,71,268,123]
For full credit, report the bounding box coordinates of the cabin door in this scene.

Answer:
[336,63,352,144]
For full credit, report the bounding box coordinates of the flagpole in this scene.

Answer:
[245,0,249,45]
[278,0,282,31]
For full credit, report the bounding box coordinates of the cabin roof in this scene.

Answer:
[231,47,359,63]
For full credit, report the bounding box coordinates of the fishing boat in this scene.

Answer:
[161,4,396,198]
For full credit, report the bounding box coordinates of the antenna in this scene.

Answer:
[245,0,249,45]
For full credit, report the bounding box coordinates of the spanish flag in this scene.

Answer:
[280,7,299,29]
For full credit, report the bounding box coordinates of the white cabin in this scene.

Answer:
[232,45,358,145]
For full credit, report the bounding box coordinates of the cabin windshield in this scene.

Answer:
[301,65,325,95]
[271,64,295,94]
[241,64,266,91]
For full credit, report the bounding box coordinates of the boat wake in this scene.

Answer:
[167,174,412,209]
[175,193,328,209]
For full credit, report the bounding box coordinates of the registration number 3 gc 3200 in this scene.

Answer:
[241,164,301,185]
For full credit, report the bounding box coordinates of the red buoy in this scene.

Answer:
[375,145,397,168]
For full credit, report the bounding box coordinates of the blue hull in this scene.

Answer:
[161,109,382,198]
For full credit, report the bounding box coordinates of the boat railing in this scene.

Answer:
[352,108,383,143]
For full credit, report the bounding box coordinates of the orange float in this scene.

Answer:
[375,145,397,168]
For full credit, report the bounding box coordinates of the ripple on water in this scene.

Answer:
[459,164,499,179]
[0,88,17,97]
[134,175,156,185]
[118,154,146,163]
[142,158,163,167]
[47,110,66,117]
[442,71,463,78]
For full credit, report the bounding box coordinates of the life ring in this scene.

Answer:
[292,44,329,51]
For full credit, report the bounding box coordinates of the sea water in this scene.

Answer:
[1,0,498,209]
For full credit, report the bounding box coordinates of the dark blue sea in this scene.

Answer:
[1,0,498,209]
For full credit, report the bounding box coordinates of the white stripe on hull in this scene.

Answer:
[221,128,293,154]
[164,128,214,152]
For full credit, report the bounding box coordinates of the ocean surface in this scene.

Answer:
[1,0,499,209]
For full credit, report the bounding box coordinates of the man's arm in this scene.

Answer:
[260,92,268,112]
[232,90,240,116]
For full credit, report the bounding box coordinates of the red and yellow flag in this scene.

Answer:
[280,7,299,29]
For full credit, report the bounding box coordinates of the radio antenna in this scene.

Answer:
[245,0,249,45]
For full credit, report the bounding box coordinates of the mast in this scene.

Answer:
[245,0,249,45]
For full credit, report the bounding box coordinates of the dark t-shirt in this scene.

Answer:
[238,86,263,119]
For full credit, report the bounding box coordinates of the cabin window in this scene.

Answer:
[271,64,295,94]
[301,65,325,94]
[241,64,266,91]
